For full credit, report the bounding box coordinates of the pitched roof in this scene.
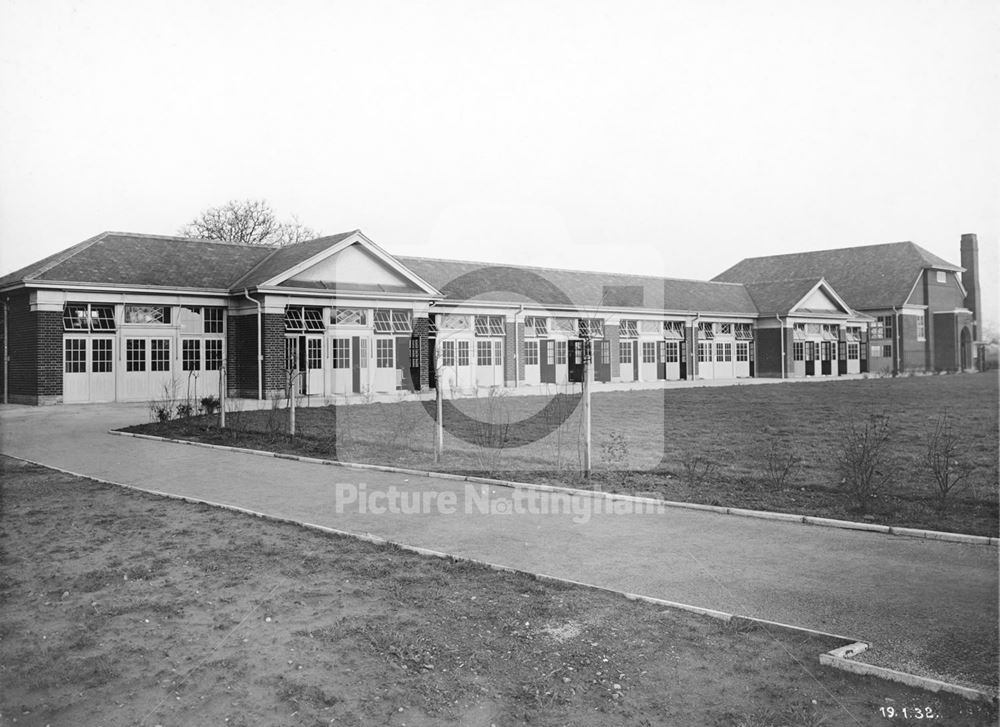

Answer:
[397,256,758,315]
[228,231,358,290]
[743,278,826,316]
[0,232,271,291]
[713,241,962,310]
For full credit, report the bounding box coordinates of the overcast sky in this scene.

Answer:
[1,0,996,330]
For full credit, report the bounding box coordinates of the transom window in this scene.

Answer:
[439,313,470,330]
[551,317,575,334]
[845,326,862,341]
[63,303,116,332]
[663,321,684,339]
[204,307,224,333]
[618,320,638,338]
[474,315,505,337]
[285,306,325,332]
[125,305,171,325]
[793,323,807,340]
[718,323,733,336]
[639,320,661,335]
[735,323,753,340]
[182,339,201,371]
[332,308,367,326]
[376,339,394,368]
[374,309,411,333]
[524,340,539,365]
[525,316,548,337]
[578,318,604,339]
[619,341,633,364]
[698,322,714,339]
[821,324,837,340]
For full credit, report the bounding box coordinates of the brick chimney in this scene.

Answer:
[960,233,981,339]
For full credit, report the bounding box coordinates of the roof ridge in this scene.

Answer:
[398,254,747,287]
[103,230,275,248]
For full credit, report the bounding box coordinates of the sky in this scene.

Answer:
[1,0,997,331]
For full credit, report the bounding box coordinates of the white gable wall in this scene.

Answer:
[797,287,843,312]
[289,243,413,288]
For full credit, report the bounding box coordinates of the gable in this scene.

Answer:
[284,242,425,293]
[795,286,843,313]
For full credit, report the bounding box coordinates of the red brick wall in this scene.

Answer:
[2,293,39,402]
[262,313,286,396]
[414,316,430,389]
[227,312,259,398]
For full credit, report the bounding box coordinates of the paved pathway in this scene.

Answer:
[1,403,996,689]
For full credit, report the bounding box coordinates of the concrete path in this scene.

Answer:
[1,403,996,690]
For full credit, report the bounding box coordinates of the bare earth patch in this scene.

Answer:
[0,457,995,726]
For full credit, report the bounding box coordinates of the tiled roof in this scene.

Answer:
[743,278,826,316]
[0,232,271,291]
[397,256,759,315]
[228,231,358,290]
[713,241,962,310]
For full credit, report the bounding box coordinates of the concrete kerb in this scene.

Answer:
[8,452,996,704]
[108,430,998,547]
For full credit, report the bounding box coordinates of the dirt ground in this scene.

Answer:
[129,374,999,536]
[1,457,995,726]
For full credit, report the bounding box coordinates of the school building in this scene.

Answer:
[0,230,982,405]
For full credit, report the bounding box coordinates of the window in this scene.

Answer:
[92,339,113,373]
[619,341,633,364]
[439,314,470,330]
[845,326,861,342]
[873,315,893,340]
[410,337,420,368]
[848,343,860,360]
[285,339,298,371]
[555,340,568,364]
[599,341,610,364]
[793,323,807,340]
[376,339,394,368]
[332,339,350,369]
[663,321,684,339]
[359,339,368,368]
[151,339,170,371]
[392,310,412,333]
[821,324,836,341]
[457,340,469,366]
[373,309,392,333]
[474,315,505,337]
[125,305,171,325]
[578,318,604,338]
[716,342,732,362]
[441,340,456,367]
[524,340,539,365]
[182,339,201,371]
[63,303,116,331]
[698,322,714,339]
[735,323,753,340]
[882,344,893,358]
[204,307,224,333]
[477,340,492,365]
[736,342,749,362]
[494,340,503,367]
[664,341,679,363]
[126,339,146,371]
[285,307,304,331]
[304,308,325,331]
[307,339,322,369]
[642,341,657,363]
[525,316,547,337]
[618,319,638,338]
[551,317,575,333]
[718,323,732,336]
[793,342,804,361]
[916,315,926,341]
[205,340,223,370]
[64,339,86,373]
[697,342,711,362]
[936,270,947,284]
[333,308,367,326]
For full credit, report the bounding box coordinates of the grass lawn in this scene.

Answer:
[127,373,999,536]
[1,456,995,727]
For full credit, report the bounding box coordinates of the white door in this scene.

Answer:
[523,340,540,385]
[329,337,353,395]
[63,337,114,403]
[373,337,397,392]
[304,336,324,395]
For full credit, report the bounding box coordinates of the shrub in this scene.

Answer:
[761,439,800,490]
[923,414,974,510]
[679,451,717,488]
[200,395,220,415]
[835,412,895,513]
[175,402,194,419]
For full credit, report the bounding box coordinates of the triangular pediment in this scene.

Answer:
[792,281,849,314]
[285,243,423,293]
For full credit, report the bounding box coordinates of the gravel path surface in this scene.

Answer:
[2,402,996,692]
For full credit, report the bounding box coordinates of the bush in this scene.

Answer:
[200,395,220,416]
[923,414,974,510]
[175,402,194,419]
[761,440,800,490]
[835,412,895,513]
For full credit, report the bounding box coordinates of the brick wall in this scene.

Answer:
[262,313,286,396]
[37,311,63,399]
[227,313,258,398]
[754,328,784,377]
[414,317,430,389]
[2,293,39,402]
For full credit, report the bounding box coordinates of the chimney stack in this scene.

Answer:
[960,233,981,339]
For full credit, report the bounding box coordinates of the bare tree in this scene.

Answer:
[179,199,318,246]
[923,414,974,510]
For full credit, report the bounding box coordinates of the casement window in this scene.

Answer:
[793,323,807,341]
[793,342,805,361]
[618,320,638,338]
[916,315,926,341]
[332,339,350,369]
[439,314,470,331]
[150,339,171,371]
[332,308,367,326]
[126,339,146,371]
[578,318,604,339]
[698,322,714,339]
[735,323,753,340]
[64,339,87,373]
[376,339,394,368]
[182,339,201,371]
[92,339,113,373]
[735,342,749,362]
[373,309,412,333]
[285,306,324,332]
[821,325,836,341]
[718,323,733,336]
[525,316,548,337]
[848,343,860,360]
[205,340,223,370]
[663,321,685,339]
[555,340,568,365]
[373,309,392,333]
[125,305,171,325]
[664,341,679,363]
[524,340,539,365]
[457,340,470,366]
[697,342,711,362]
[441,340,456,367]
[716,342,732,362]
[475,315,505,337]
[477,340,492,365]
[642,341,657,363]
[204,307,225,333]
[63,303,116,332]
[619,341,633,364]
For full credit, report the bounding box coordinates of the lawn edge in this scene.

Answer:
[6,451,997,705]
[109,429,998,546]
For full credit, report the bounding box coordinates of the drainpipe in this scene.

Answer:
[513,304,524,389]
[692,313,700,380]
[892,305,900,376]
[776,314,785,379]
[3,297,8,404]
[244,289,263,400]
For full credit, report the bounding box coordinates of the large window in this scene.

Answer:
[125,305,171,325]
[63,303,116,332]
[182,339,201,371]
[619,341,633,364]
[64,339,86,373]
[618,320,638,338]
[475,315,506,337]
[126,339,146,371]
[524,340,539,365]
[477,340,492,365]
[332,339,350,369]
[642,341,657,364]
[205,340,223,370]
[376,339,394,368]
